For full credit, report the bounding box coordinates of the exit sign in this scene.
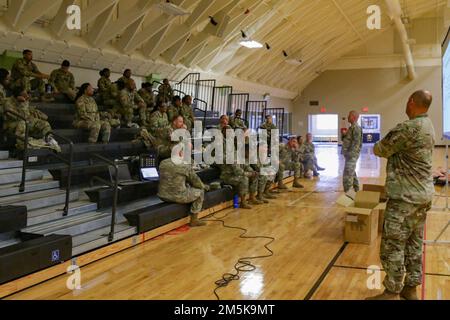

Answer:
[320,107,327,113]
[362,107,369,113]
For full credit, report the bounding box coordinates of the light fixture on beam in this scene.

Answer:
[159,1,190,16]
[240,39,263,49]
[285,58,303,66]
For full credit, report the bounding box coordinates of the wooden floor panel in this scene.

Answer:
[4,146,449,300]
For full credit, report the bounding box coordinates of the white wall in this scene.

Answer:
[293,66,445,145]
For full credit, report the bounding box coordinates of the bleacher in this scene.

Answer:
[0,72,291,291]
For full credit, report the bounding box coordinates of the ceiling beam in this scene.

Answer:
[51,0,77,38]
[147,0,234,59]
[13,0,61,31]
[115,15,147,52]
[4,0,29,30]
[94,0,156,47]
[87,3,117,45]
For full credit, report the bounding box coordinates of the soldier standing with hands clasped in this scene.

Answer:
[341,110,363,197]
[367,90,435,300]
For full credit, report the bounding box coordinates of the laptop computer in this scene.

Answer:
[140,167,160,182]
[109,164,142,186]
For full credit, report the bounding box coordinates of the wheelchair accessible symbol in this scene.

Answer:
[51,249,60,262]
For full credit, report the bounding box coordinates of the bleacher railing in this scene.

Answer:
[264,108,285,141]
[4,109,29,193]
[90,154,119,242]
[212,86,233,116]
[174,73,200,97]
[245,100,267,130]
[228,93,250,115]
[44,132,74,216]
[195,79,216,110]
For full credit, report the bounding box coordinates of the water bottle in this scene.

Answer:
[233,195,239,208]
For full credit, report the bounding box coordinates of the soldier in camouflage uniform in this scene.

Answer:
[229,109,248,131]
[0,68,10,115]
[118,69,133,88]
[147,101,169,145]
[218,128,253,209]
[117,79,147,127]
[3,89,60,152]
[251,144,278,203]
[73,83,111,144]
[277,137,304,189]
[97,68,119,109]
[167,96,182,123]
[218,115,229,130]
[158,78,173,103]
[341,111,363,194]
[138,82,155,113]
[260,115,277,147]
[177,95,195,132]
[367,90,435,301]
[10,50,51,102]
[49,60,76,101]
[300,133,325,177]
[158,154,210,227]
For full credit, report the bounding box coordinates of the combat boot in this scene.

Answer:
[249,193,264,205]
[278,181,288,189]
[365,289,400,300]
[190,213,206,227]
[263,190,277,199]
[293,178,304,189]
[256,193,269,203]
[240,198,252,209]
[400,286,419,300]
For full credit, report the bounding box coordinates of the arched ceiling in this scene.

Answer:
[0,0,446,95]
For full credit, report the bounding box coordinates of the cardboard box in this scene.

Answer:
[337,191,384,245]
[363,184,387,202]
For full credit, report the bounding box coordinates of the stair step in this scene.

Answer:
[27,200,98,226]
[0,159,23,170]
[0,168,46,185]
[72,223,137,256]
[0,151,9,160]
[0,238,21,249]
[0,179,59,198]
[1,189,79,211]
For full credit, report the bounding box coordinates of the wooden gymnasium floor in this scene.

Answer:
[4,145,450,300]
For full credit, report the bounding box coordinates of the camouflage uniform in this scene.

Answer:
[3,97,52,150]
[341,122,363,192]
[49,68,76,101]
[158,83,173,103]
[158,158,207,214]
[73,95,111,143]
[219,163,250,197]
[10,58,46,96]
[260,121,277,145]
[167,104,195,132]
[0,84,6,115]
[138,88,155,110]
[148,110,169,145]
[374,113,435,294]
[117,88,147,125]
[229,116,247,130]
[97,76,119,108]
[251,161,276,197]
[118,76,132,87]
[299,142,316,174]
[277,144,302,182]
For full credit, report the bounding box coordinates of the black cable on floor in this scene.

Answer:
[201,211,275,300]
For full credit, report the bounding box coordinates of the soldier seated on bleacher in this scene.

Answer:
[117,79,147,128]
[229,109,248,131]
[10,49,53,103]
[166,95,181,123]
[218,115,229,130]
[97,68,119,109]
[3,88,60,152]
[158,78,173,104]
[138,82,155,113]
[0,68,10,103]
[118,69,133,87]
[49,60,77,102]
[73,83,111,144]
[157,147,209,227]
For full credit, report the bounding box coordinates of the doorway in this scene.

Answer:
[308,114,339,143]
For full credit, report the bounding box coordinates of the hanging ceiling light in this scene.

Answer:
[239,30,263,49]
